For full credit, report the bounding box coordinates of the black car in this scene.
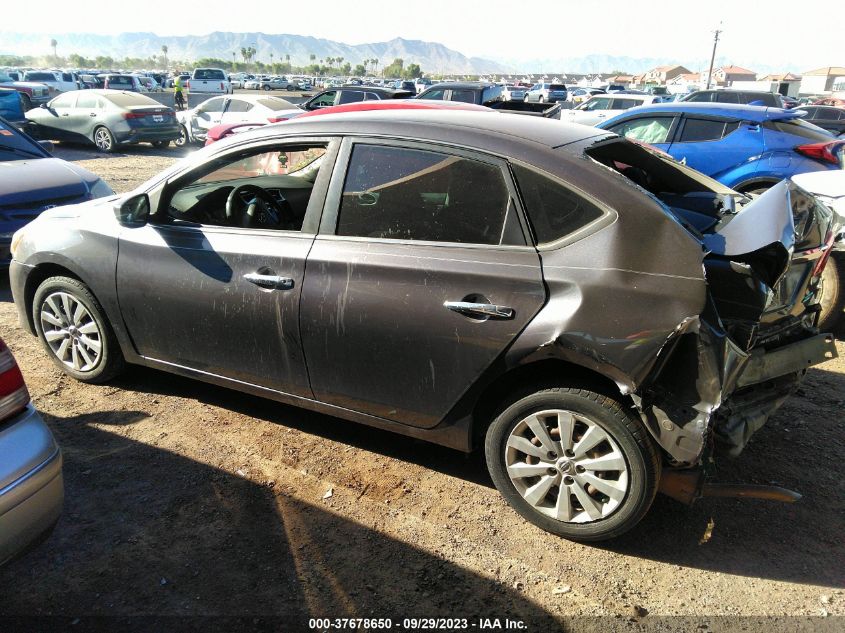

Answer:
[799,105,845,137]
[682,89,784,107]
[299,86,413,111]
[9,110,837,541]
[417,82,505,106]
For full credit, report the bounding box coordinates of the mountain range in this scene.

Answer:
[0,31,803,77]
[0,31,508,74]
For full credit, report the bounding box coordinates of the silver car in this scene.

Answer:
[0,337,63,566]
[25,89,182,153]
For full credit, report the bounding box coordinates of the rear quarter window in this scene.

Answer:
[513,164,605,245]
[764,119,835,141]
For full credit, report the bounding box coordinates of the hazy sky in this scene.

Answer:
[1,0,838,69]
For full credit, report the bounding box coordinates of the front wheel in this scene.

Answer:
[174,125,189,148]
[263,85,271,91]
[485,387,660,542]
[33,276,125,383]
[92,126,116,153]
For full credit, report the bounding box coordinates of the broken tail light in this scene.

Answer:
[794,140,845,166]
[0,340,30,423]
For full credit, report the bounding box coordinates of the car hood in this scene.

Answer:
[0,158,101,205]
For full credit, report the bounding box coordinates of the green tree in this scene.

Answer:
[354,64,366,77]
[404,63,422,79]
[161,45,168,69]
[383,58,404,78]
[50,38,57,62]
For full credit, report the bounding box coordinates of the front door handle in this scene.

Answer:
[444,301,514,320]
[244,273,294,290]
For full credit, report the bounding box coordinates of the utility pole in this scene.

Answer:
[705,26,722,90]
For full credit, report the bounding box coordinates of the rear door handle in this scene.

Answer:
[244,273,294,290]
[444,301,514,320]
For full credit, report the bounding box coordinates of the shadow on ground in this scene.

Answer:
[0,409,556,626]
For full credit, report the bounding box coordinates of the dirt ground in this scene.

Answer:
[0,144,843,632]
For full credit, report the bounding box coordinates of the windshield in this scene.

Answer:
[0,117,49,160]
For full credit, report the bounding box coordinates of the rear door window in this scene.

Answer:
[337,90,366,105]
[420,88,446,100]
[225,99,253,113]
[677,118,740,142]
[450,89,478,104]
[712,92,740,104]
[610,98,639,110]
[337,144,518,245]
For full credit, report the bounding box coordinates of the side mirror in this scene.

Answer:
[114,193,150,226]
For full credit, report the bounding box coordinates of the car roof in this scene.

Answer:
[333,86,408,95]
[298,99,491,118]
[233,109,608,154]
[607,102,801,121]
[427,82,497,89]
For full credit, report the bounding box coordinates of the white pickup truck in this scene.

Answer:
[187,68,232,94]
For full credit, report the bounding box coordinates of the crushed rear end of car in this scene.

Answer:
[582,138,839,498]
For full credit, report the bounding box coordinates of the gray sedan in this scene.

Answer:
[25,89,182,153]
[0,338,63,566]
[8,110,838,541]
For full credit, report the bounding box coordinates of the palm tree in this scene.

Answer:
[161,45,168,70]
[269,52,274,68]
[309,53,316,63]
[241,47,249,63]
[50,38,58,62]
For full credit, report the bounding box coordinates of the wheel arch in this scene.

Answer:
[23,262,84,334]
[466,358,634,450]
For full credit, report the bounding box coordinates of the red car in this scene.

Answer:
[203,99,492,145]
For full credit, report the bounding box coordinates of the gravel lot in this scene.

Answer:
[0,143,843,631]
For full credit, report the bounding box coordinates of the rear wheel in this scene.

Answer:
[819,253,844,331]
[92,126,116,153]
[33,276,125,383]
[485,387,660,541]
[263,85,271,91]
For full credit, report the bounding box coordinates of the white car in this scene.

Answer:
[502,85,527,102]
[561,94,662,126]
[175,94,300,146]
[188,68,232,94]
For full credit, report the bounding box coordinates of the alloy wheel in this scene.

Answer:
[505,409,629,523]
[39,291,103,372]
[94,127,113,152]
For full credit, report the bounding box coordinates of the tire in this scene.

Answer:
[485,387,660,542]
[152,140,170,148]
[819,253,844,331]
[174,125,189,148]
[32,276,125,384]
[20,94,32,112]
[263,85,271,91]
[92,125,116,153]
[538,95,545,103]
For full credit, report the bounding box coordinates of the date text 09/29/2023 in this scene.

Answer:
[307,617,528,630]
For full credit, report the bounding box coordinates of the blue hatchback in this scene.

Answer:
[597,103,845,193]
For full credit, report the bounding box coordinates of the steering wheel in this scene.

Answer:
[225,184,288,229]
